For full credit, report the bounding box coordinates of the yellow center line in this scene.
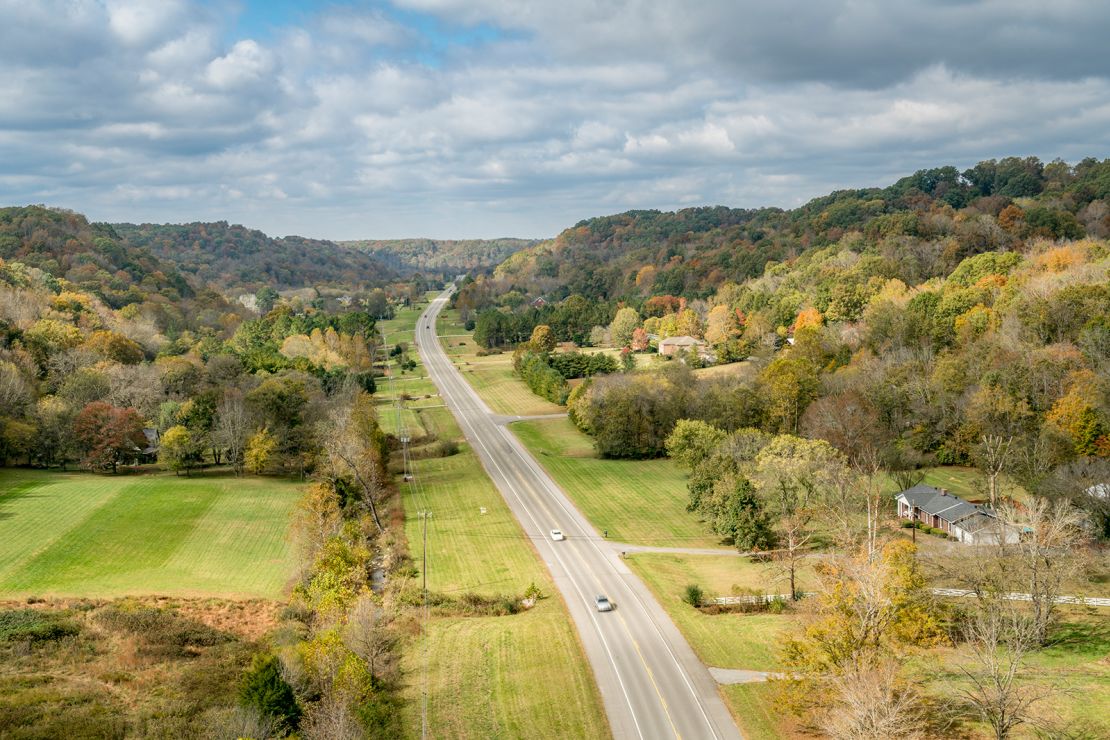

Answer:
[613,605,683,740]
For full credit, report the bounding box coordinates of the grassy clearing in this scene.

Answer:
[0,469,301,599]
[404,442,547,597]
[720,683,787,740]
[400,394,607,736]
[512,416,725,548]
[399,599,607,739]
[904,615,1110,737]
[693,360,754,379]
[625,553,804,671]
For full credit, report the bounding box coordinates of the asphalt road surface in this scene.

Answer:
[414,288,743,740]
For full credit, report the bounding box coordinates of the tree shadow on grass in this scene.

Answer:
[0,481,46,521]
[1044,619,1110,658]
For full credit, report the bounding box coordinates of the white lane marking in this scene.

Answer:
[415,298,647,740]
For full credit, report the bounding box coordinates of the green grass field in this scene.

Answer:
[400,600,608,739]
[404,431,548,596]
[399,420,609,737]
[626,553,806,671]
[512,416,726,548]
[0,469,302,598]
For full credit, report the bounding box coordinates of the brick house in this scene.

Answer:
[895,484,1020,545]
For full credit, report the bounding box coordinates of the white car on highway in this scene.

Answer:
[595,595,613,612]
[550,529,565,541]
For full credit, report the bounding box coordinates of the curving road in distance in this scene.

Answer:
[414,287,742,740]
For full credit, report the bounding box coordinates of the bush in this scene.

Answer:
[435,439,459,457]
[682,584,704,607]
[0,609,80,642]
[523,582,544,602]
[900,520,915,528]
[240,652,300,731]
[766,595,788,614]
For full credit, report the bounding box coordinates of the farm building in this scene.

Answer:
[894,484,1020,545]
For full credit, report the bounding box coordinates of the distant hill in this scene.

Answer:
[342,238,537,277]
[0,206,195,307]
[494,157,1110,301]
[114,221,396,294]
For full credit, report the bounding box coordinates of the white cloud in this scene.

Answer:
[106,0,185,46]
[205,40,274,89]
[0,2,1108,238]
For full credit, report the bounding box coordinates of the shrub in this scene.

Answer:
[0,609,80,642]
[767,595,788,614]
[682,584,704,607]
[240,652,300,731]
[435,439,459,457]
[900,520,915,528]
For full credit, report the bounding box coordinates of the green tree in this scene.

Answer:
[665,419,727,469]
[255,286,280,313]
[758,357,820,434]
[753,435,848,598]
[240,652,300,731]
[609,307,641,348]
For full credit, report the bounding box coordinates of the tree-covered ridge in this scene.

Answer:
[114,221,395,294]
[495,157,1110,301]
[0,206,195,308]
[341,237,537,277]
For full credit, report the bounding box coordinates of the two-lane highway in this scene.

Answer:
[414,288,742,740]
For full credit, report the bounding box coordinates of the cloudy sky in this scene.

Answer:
[2,1,1109,239]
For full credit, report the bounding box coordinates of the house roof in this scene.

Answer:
[658,335,703,347]
[894,484,988,524]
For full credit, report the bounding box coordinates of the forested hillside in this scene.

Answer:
[115,221,395,294]
[464,157,1110,533]
[494,156,1110,301]
[342,237,536,277]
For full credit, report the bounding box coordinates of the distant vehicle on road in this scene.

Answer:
[550,529,565,541]
[595,595,612,612]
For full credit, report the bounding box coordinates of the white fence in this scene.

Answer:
[930,588,1110,608]
[710,589,1110,608]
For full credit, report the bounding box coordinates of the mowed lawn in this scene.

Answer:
[512,416,727,549]
[0,468,302,598]
[399,600,607,740]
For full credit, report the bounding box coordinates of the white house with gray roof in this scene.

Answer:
[895,484,1020,545]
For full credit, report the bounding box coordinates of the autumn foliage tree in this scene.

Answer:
[72,401,147,473]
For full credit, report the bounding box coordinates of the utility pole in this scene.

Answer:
[419,510,432,739]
